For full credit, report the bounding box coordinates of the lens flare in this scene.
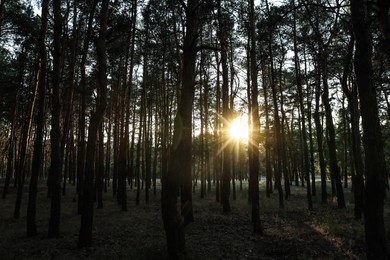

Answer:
[229,115,248,142]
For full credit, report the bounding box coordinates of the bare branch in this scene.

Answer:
[178,0,187,11]
[196,45,222,52]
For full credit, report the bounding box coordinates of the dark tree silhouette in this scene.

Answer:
[78,0,109,247]
[48,0,62,238]
[161,0,198,257]
[26,0,49,236]
[351,0,388,258]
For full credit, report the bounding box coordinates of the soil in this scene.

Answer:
[0,181,389,259]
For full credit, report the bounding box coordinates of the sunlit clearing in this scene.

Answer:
[229,115,248,142]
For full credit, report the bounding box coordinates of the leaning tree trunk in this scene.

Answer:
[14,58,39,219]
[78,0,109,247]
[351,1,388,258]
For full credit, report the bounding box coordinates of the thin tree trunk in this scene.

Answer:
[217,0,231,213]
[26,9,48,225]
[265,0,283,208]
[314,64,327,204]
[200,77,205,199]
[2,91,18,199]
[249,0,262,234]
[340,32,364,219]
[261,61,272,198]
[320,54,345,208]
[303,46,316,197]
[214,52,221,203]
[96,125,104,209]
[292,0,312,210]
[60,0,78,182]
[48,0,62,237]
[14,59,39,219]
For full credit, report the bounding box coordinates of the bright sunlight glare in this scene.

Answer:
[229,115,248,142]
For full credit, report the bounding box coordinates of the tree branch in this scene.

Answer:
[196,45,222,52]
[178,0,187,11]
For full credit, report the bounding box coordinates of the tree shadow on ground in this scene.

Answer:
[0,183,383,259]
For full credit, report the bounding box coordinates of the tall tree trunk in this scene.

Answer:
[314,64,327,204]
[217,0,231,213]
[214,52,221,202]
[2,91,18,199]
[14,59,39,219]
[200,73,205,199]
[105,107,112,192]
[96,125,104,209]
[78,0,109,247]
[77,0,98,215]
[248,0,262,234]
[351,1,388,258]
[60,0,78,180]
[161,0,198,257]
[265,0,283,208]
[303,47,316,197]
[261,62,272,198]
[340,32,364,219]
[27,1,49,222]
[48,0,62,237]
[202,67,211,193]
[125,0,137,193]
[135,88,144,206]
[292,0,312,210]
[320,54,345,208]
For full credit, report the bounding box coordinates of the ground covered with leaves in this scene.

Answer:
[0,181,389,259]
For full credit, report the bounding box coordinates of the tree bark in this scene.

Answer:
[26,0,48,230]
[161,0,198,257]
[249,0,262,234]
[292,0,312,210]
[48,0,62,237]
[313,63,327,204]
[340,32,364,219]
[351,0,388,258]
[78,0,109,247]
[217,0,231,213]
[77,0,98,215]
[265,0,283,208]
[13,53,39,218]
[320,53,345,208]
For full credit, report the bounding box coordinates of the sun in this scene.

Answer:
[229,115,248,142]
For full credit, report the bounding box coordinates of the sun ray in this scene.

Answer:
[214,113,253,156]
[228,115,248,142]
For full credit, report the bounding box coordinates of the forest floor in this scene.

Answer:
[0,180,389,259]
